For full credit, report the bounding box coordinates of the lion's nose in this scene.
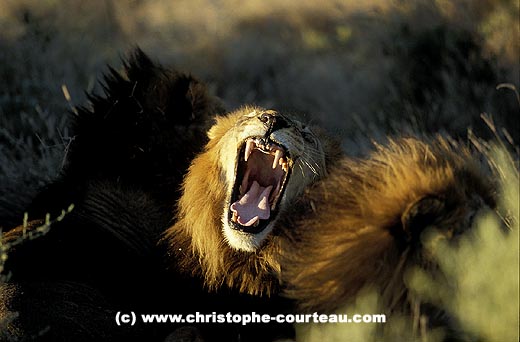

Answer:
[259,111,289,132]
[259,112,276,125]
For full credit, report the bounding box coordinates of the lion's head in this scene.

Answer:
[214,108,327,251]
[165,106,336,294]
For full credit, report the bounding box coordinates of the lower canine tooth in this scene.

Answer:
[254,220,260,227]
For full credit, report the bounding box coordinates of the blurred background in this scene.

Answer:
[0,1,518,340]
[0,0,518,207]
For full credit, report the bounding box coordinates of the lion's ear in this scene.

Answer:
[207,112,242,140]
[207,123,222,140]
[207,121,229,140]
[401,195,445,242]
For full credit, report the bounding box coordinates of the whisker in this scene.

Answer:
[298,162,306,178]
[299,155,322,178]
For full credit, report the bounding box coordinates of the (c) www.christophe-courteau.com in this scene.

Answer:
[115,311,387,326]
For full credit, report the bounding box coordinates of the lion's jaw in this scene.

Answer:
[214,109,326,252]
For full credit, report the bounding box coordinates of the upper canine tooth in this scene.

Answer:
[273,149,283,169]
[245,140,254,161]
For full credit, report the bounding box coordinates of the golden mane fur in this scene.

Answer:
[281,137,495,313]
[164,106,339,296]
[164,108,494,317]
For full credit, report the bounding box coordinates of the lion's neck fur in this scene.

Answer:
[282,137,495,312]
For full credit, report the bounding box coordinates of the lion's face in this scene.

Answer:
[208,108,327,252]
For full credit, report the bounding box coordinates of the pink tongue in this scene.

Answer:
[230,181,272,226]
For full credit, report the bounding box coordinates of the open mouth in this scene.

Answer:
[229,138,291,234]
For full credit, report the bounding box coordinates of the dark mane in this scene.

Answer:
[28,49,224,219]
[0,49,227,341]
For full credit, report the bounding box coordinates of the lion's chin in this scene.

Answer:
[222,221,274,252]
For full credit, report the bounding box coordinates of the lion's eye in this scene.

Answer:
[301,128,315,142]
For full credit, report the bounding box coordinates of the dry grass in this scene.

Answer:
[0,205,73,341]
[0,0,518,340]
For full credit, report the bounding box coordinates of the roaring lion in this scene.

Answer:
[1,49,338,342]
[163,109,496,338]
[2,47,498,341]
[164,108,340,296]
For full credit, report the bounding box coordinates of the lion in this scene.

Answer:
[164,107,340,296]
[1,49,338,342]
[3,47,497,341]
[280,137,496,333]
[162,111,499,339]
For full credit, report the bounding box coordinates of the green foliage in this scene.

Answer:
[408,145,519,342]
